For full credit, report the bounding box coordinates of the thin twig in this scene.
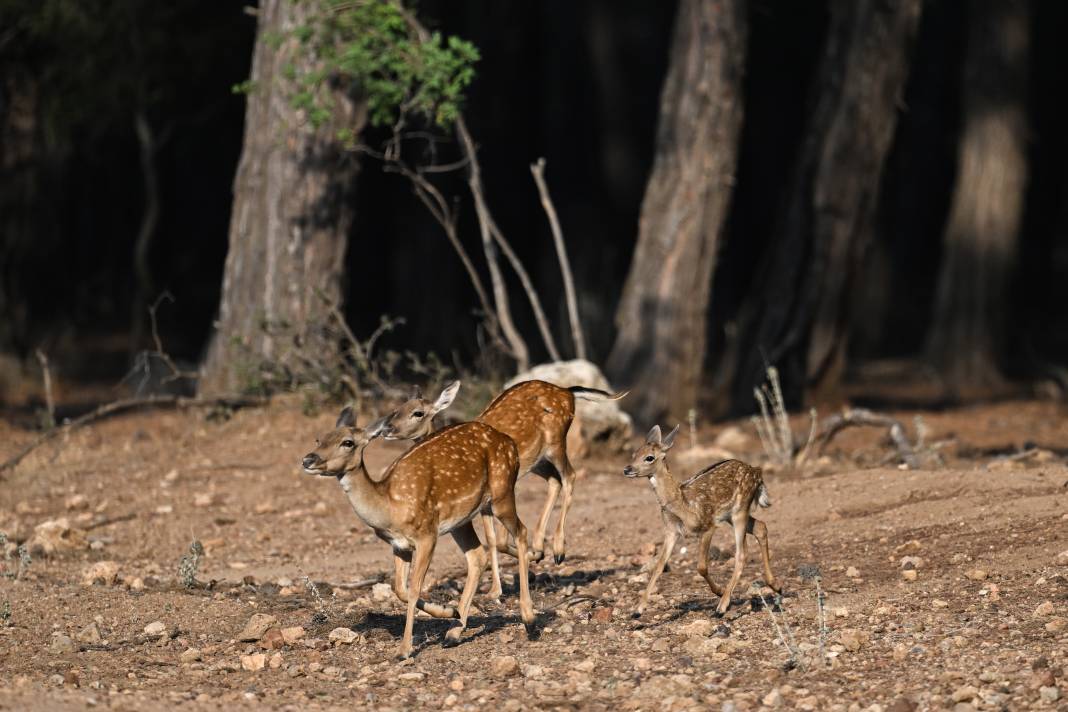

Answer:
[147,292,199,385]
[34,349,55,429]
[531,157,585,360]
[0,394,266,474]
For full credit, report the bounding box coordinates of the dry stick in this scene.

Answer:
[456,117,543,370]
[531,157,586,360]
[0,394,266,474]
[34,349,55,428]
[815,408,922,468]
[147,292,199,384]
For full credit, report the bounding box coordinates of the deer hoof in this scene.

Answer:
[554,552,566,565]
[444,627,464,646]
[630,611,642,620]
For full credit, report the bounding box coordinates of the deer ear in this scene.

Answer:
[336,406,356,429]
[432,380,461,416]
[662,424,681,450]
[646,425,662,444]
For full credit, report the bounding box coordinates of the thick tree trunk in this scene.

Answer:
[925,0,1028,395]
[729,0,922,412]
[199,0,365,396]
[606,0,746,425]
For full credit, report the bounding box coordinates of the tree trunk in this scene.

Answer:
[199,0,365,396]
[925,0,1028,395]
[729,0,922,413]
[606,0,747,425]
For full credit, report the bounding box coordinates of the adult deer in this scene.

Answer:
[384,379,626,572]
[301,407,535,658]
[623,425,780,617]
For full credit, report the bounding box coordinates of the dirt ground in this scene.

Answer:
[0,396,1066,711]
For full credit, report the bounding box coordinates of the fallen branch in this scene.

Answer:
[531,157,586,360]
[815,408,932,469]
[0,394,266,474]
[34,349,56,428]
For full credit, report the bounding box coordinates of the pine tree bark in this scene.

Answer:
[606,0,746,425]
[199,0,365,395]
[926,0,1028,395]
[729,0,922,412]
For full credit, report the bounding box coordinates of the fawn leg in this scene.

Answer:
[481,510,503,600]
[696,527,724,598]
[391,552,411,602]
[747,517,780,592]
[545,447,576,565]
[398,537,436,659]
[635,525,678,618]
[445,522,487,644]
[493,495,536,626]
[717,514,750,616]
[530,473,560,563]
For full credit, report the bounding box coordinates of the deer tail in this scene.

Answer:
[568,386,629,402]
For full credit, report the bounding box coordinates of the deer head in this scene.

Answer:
[301,407,388,477]
[623,424,679,478]
[381,380,461,441]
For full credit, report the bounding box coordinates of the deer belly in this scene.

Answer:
[437,508,479,536]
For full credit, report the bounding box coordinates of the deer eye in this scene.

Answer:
[411,411,425,419]
[341,439,355,449]
[644,455,655,463]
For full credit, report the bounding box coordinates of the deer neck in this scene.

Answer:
[337,448,392,531]
[650,462,699,528]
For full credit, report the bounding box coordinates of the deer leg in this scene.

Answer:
[635,525,678,618]
[481,510,503,600]
[391,552,411,602]
[398,537,436,659]
[548,450,576,565]
[492,495,536,627]
[445,522,487,645]
[717,514,750,616]
[747,517,779,593]
[530,472,561,563]
[696,527,724,598]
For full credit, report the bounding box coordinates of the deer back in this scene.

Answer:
[680,459,764,526]
[478,380,574,467]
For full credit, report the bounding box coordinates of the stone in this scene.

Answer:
[127,577,145,592]
[1044,617,1065,634]
[50,633,76,654]
[143,621,166,637]
[964,569,987,581]
[1056,549,1068,566]
[762,689,783,707]
[899,556,923,570]
[241,653,266,671]
[398,672,425,683]
[575,659,595,672]
[679,619,714,637]
[838,629,870,652]
[179,648,202,664]
[28,518,87,556]
[901,569,918,582]
[280,626,305,644]
[1032,601,1055,617]
[193,493,215,507]
[81,561,120,586]
[491,655,520,677]
[237,613,277,642]
[951,686,977,703]
[1039,686,1061,702]
[65,494,89,511]
[522,664,545,679]
[505,360,633,447]
[932,599,949,609]
[845,567,860,578]
[449,677,465,691]
[591,607,613,623]
[259,628,285,650]
[886,697,916,712]
[371,582,393,602]
[328,627,358,645]
[268,652,284,669]
[76,622,102,644]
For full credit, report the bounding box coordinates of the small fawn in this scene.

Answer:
[301,407,535,658]
[384,379,626,575]
[624,424,780,617]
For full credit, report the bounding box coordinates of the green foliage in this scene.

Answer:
[287,0,479,134]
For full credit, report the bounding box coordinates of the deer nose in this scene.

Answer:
[623,466,636,477]
[302,454,320,470]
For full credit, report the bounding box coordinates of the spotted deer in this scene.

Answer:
[384,379,626,575]
[301,407,535,658]
[623,425,780,617]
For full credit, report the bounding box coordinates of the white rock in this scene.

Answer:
[371,582,393,602]
[143,621,166,637]
[328,627,358,644]
[28,518,87,556]
[81,561,121,586]
[241,653,266,671]
[237,613,277,641]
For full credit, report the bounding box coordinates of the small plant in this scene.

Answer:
[303,575,329,625]
[0,600,10,624]
[751,366,817,469]
[0,534,30,581]
[799,563,830,666]
[750,581,804,672]
[178,540,204,589]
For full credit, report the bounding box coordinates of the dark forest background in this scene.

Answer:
[3,0,1068,425]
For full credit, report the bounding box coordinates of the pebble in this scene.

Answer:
[591,607,613,623]
[76,622,102,644]
[1039,686,1061,702]
[932,599,949,609]
[444,693,458,707]
[1032,601,1054,617]
[328,627,358,645]
[522,664,545,679]
[900,556,923,570]
[50,634,77,654]
[575,659,595,673]
[237,613,277,642]
[241,653,266,671]
[179,648,201,664]
[845,567,860,578]
[259,628,285,650]
[1056,549,1068,566]
[371,583,393,602]
[680,619,714,637]
[1044,617,1065,634]
[491,655,519,677]
[901,569,918,582]
[834,607,850,618]
[762,689,783,707]
[143,621,166,637]
[964,569,987,581]
[886,697,915,712]
[81,561,121,586]
[951,686,977,703]
[280,626,306,644]
[268,652,284,670]
[449,677,465,691]
[838,629,870,652]
[399,672,425,682]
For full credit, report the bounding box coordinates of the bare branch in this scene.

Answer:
[531,157,586,360]
[815,408,925,469]
[34,349,55,429]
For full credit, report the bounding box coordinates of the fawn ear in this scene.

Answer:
[336,406,356,429]
[662,424,681,450]
[432,380,461,416]
[410,384,423,400]
[646,424,662,445]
